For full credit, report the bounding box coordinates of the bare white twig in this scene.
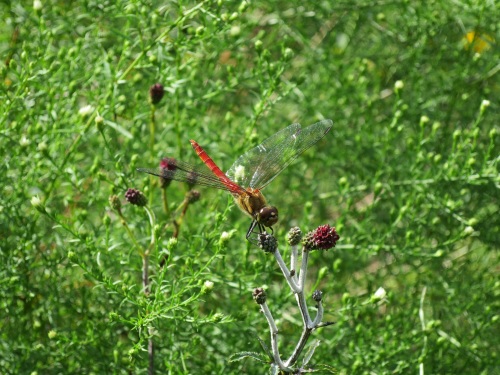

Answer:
[291,244,299,282]
[312,300,324,327]
[260,302,292,372]
[419,287,428,375]
[274,249,300,293]
[298,249,309,291]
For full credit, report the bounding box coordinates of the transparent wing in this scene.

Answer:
[137,158,245,194]
[226,119,333,189]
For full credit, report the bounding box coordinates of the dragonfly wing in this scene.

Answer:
[227,119,333,189]
[138,157,243,193]
[226,123,301,186]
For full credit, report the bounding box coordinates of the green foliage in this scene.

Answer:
[1,0,498,373]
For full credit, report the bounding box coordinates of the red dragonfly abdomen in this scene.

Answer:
[190,140,243,194]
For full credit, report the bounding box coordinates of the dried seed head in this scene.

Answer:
[312,290,323,302]
[125,188,147,207]
[257,232,277,253]
[109,195,122,211]
[186,190,201,203]
[149,83,165,104]
[252,287,267,305]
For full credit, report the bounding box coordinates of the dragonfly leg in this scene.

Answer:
[246,221,275,244]
[246,220,259,240]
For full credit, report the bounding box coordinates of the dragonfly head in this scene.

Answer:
[258,206,279,227]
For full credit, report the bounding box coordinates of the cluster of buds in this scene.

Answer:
[257,232,278,253]
[125,188,147,207]
[302,224,340,251]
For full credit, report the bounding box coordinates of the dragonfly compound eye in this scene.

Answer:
[259,206,279,227]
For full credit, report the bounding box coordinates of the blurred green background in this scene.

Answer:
[1,0,499,374]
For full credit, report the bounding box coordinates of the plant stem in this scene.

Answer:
[143,206,156,373]
[161,188,170,215]
[285,324,313,367]
[298,248,309,291]
[149,104,156,205]
[260,302,292,372]
[274,249,300,293]
[290,244,299,282]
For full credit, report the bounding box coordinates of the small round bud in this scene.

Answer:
[219,230,235,245]
[464,226,474,236]
[372,287,387,301]
[149,83,165,105]
[78,104,94,117]
[186,190,200,203]
[286,227,303,246]
[95,115,104,131]
[213,313,224,323]
[253,287,267,304]
[283,47,293,61]
[20,135,30,147]
[109,195,122,211]
[167,237,178,250]
[238,0,249,13]
[202,280,214,294]
[195,26,204,36]
[394,80,404,91]
[419,115,430,127]
[257,233,277,253]
[124,188,147,207]
[230,25,241,36]
[108,312,119,321]
[153,224,162,238]
[254,39,263,52]
[33,0,42,11]
[220,231,231,241]
[37,141,48,152]
[312,290,323,302]
[102,214,111,226]
[31,195,46,214]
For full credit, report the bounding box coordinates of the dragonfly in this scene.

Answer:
[137,119,333,240]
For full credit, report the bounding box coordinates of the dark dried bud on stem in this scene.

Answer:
[109,195,122,212]
[312,290,323,302]
[125,188,147,207]
[253,287,267,305]
[149,83,165,105]
[258,233,277,253]
[186,190,201,203]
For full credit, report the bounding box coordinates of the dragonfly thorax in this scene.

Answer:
[235,188,279,228]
